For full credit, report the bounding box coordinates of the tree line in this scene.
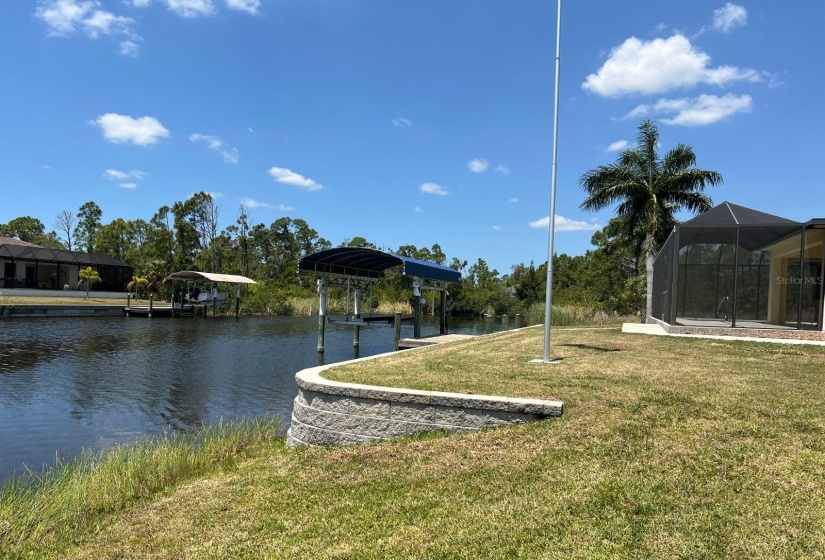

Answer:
[0,193,643,316]
[2,120,722,319]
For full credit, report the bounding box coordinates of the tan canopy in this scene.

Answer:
[164,271,257,284]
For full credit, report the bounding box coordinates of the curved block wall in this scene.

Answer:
[287,353,564,447]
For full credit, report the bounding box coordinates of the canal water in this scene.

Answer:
[0,315,503,482]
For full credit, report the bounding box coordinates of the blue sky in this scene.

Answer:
[1,1,822,274]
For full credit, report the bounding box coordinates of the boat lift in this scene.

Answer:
[298,248,461,353]
[124,271,257,318]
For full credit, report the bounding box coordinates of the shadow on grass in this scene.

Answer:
[559,344,621,353]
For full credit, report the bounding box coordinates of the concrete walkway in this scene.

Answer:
[398,333,476,349]
[622,323,825,346]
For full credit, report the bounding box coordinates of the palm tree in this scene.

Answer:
[579,120,723,321]
[127,275,149,299]
[78,266,101,300]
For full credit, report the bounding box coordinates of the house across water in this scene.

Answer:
[0,236,132,292]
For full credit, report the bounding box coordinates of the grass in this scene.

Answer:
[0,418,281,557]
[3,327,825,558]
[0,294,413,316]
[0,295,132,306]
[526,302,638,327]
[286,295,413,316]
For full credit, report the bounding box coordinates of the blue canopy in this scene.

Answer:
[298,247,461,283]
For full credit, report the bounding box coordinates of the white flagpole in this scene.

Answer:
[543,0,562,363]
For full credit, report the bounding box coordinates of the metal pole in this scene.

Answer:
[542,0,562,363]
[353,285,361,348]
[798,226,806,330]
[439,290,447,335]
[346,279,351,321]
[393,312,401,351]
[317,277,327,353]
[235,286,241,318]
[732,228,740,328]
[148,293,154,319]
[413,279,421,338]
[819,231,825,331]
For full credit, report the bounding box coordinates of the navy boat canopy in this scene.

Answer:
[298,247,461,283]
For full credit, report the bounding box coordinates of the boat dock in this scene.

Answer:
[398,333,475,349]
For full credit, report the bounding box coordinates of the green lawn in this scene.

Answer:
[3,326,825,559]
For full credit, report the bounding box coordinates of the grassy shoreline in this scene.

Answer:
[3,327,825,558]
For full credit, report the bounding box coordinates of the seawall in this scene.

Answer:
[287,350,563,447]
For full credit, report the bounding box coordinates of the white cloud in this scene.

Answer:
[119,182,137,189]
[226,0,259,13]
[492,225,502,231]
[36,0,100,36]
[103,169,148,181]
[627,93,753,126]
[205,191,223,199]
[467,158,489,173]
[414,206,423,212]
[165,0,214,17]
[82,8,134,38]
[606,140,629,152]
[392,117,412,127]
[119,40,140,57]
[103,169,129,180]
[420,182,449,196]
[247,127,254,133]
[221,148,240,164]
[91,113,170,146]
[582,34,763,97]
[494,164,510,175]
[239,197,293,211]
[129,0,151,6]
[35,0,142,53]
[190,133,239,163]
[43,165,52,171]
[713,3,747,33]
[529,215,601,231]
[509,198,519,203]
[268,167,323,191]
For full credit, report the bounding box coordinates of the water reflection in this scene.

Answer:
[0,315,495,480]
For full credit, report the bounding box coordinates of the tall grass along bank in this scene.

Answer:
[0,418,280,555]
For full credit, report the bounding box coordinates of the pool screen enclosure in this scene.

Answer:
[651,202,825,331]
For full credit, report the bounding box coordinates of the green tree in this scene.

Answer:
[147,206,174,275]
[579,119,722,320]
[76,202,103,253]
[0,216,46,243]
[96,218,133,261]
[78,267,101,300]
[0,216,64,248]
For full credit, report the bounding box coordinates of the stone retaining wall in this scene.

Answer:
[287,353,563,447]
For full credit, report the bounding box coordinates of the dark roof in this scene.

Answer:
[0,235,41,248]
[0,239,131,268]
[677,201,803,250]
[680,201,800,228]
[298,247,461,283]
